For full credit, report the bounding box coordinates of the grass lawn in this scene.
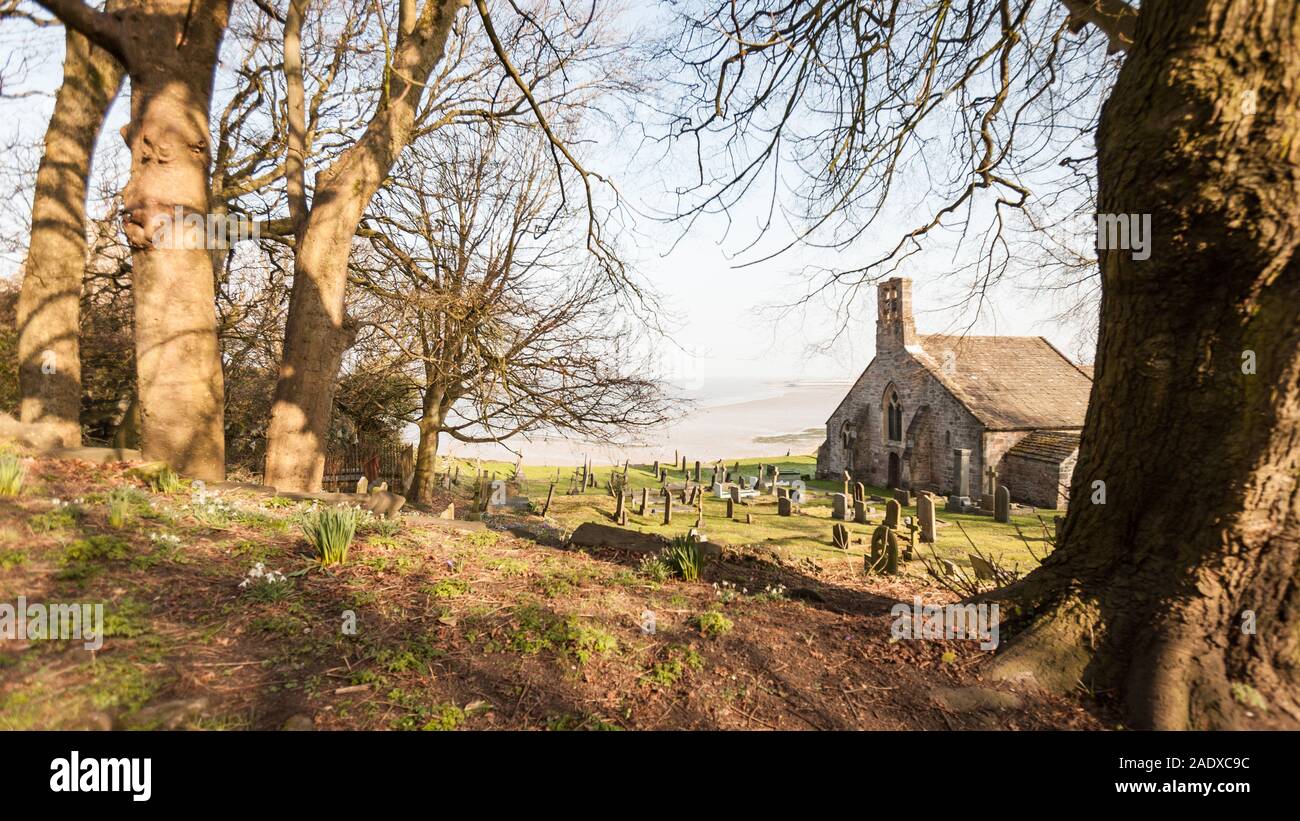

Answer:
[446,454,1055,581]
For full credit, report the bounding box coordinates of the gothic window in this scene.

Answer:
[885,388,903,442]
[840,421,856,449]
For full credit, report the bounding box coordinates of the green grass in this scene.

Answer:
[459,454,1052,580]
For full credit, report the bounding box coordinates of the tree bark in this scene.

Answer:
[988,0,1300,729]
[263,0,467,491]
[407,384,449,505]
[39,0,231,480]
[16,24,124,447]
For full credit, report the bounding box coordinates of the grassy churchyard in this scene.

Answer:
[459,454,1053,583]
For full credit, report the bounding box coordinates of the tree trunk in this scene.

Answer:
[407,387,449,505]
[38,0,232,478]
[263,0,466,491]
[16,25,123,447]
[988,0,1300,729]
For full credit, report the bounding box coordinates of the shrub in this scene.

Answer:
[661,536,702,582]
[691,610,734,638]
[0,453,25,496]
[302,506,359,566]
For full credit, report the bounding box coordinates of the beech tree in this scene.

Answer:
[12,4,123,447]
[35,0,231,479]
[670,0,1299,728]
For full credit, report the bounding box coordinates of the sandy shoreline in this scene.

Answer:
[443,381,849,467]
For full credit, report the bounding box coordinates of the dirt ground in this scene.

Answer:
[0,455,1109,731]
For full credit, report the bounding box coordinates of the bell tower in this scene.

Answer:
[876,277,917,352]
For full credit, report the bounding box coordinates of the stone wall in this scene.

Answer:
[1000,451,1073,509]
[817,348,984,493]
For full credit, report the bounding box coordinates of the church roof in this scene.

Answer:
[1006,430,1082,464]
[913,335,1093,430]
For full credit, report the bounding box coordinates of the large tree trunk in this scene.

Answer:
[38,0,231,480]
[988,0,1300,729]
[119,2,230,481]
[15,25,123,447]
[263,0,466,491]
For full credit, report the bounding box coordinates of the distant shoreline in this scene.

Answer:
[442,379,850,466]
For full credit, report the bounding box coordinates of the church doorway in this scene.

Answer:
[887,452,901,488]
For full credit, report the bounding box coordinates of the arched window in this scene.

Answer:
[840,420,856,449]
[885,388,903,442]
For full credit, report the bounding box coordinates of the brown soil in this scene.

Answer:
[0,455,1109,730]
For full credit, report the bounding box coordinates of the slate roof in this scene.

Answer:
[1006,430,1082,464]
[912,335,1093,430]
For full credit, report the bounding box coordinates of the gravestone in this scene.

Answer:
[853,500,868,525]
[746,513,753,524]
[884,498,900,528]
[614,489,625,522]
[951,449,970,497]
[776,486,788,500]
[994,485,1011,523]
[662,490,672,525]
[970,554,996,581]
[918,494,936,543]
[832,523,849,550]
[893,487,911,507]
[945,495,970,513]
[356,476,368,494]
[639,488,649,516]
[831,493,849,521]
[853,482,865,503]
[730,486,741,505]
[489,480,507,507]
[777,497,793,516]
[726,498,734,519]
[694,461,701,482]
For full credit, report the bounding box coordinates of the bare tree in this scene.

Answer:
[668,0,1300,729]
[261,0,640,491]
[355,123,670,504]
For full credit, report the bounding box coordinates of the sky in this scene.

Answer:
[0,3,1100,398]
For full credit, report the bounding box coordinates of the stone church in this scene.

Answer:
[815,278,1093,510]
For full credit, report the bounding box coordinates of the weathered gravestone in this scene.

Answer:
[831,493,849,520]
[884,498,900,528]
[832,523,849,550]
[893,487,911,507]
[853,499,869,525]
[994,485,1011,524]
[918,494,937,543]
[970,554,997,581]
[952,448,971,497]
[777,496,793,516]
